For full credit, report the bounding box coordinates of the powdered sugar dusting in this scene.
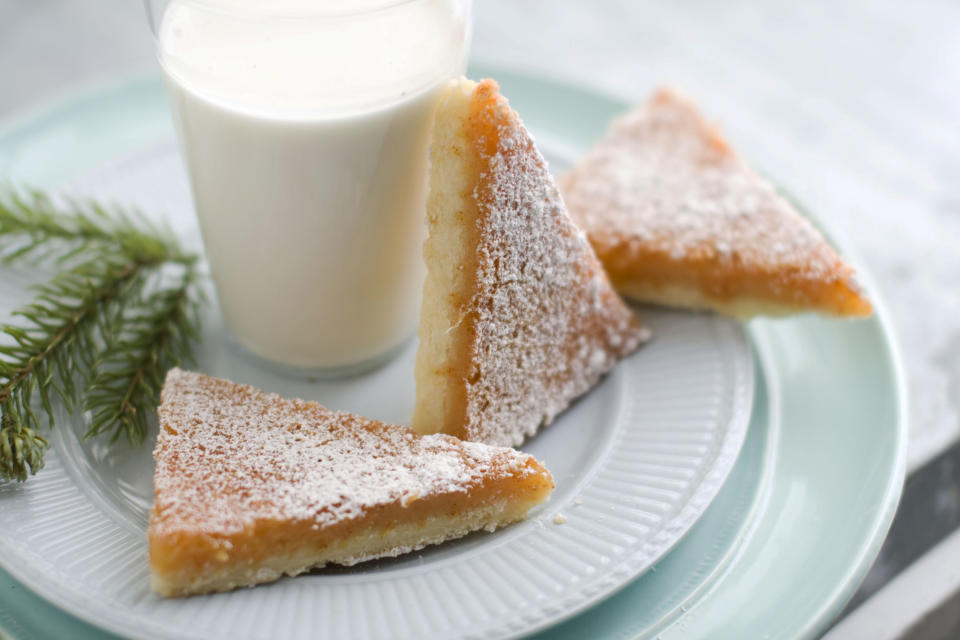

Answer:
[151,368,543,537]
[560,89,859,284]
[459,80,648,447]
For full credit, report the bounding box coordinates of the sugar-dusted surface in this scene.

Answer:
[443,79,648,447]
[151,368,548,539]
[563,89,825,265]
[560,89,871,316]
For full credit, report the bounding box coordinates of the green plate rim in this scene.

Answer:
[0,63,908,640]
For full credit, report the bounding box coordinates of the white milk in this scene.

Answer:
[158,0,468,370]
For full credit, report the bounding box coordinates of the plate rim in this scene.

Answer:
[0,63,908,640]
[0,66,757,640]
[763,199,909,640]
[479,70,909,637]
[507,67,909,639]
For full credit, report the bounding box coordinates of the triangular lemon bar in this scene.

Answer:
[149,368,554,596]
[413,78,649,448]
[560,89,872,317]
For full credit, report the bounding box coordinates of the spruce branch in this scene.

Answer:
[0,186,203,482]
[0,253,145,480]
[84,262,203,446]
[1,408,48,482]
[0,187,192,266]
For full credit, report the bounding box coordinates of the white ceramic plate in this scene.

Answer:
[0,131,753,640]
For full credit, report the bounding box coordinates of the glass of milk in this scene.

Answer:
[145,0,472,375]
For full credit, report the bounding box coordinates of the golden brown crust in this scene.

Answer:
[589,233,872,317]
[149,369,554,596]
[413,78,649,447]
[560,88,872,318]
[413,79,482,442]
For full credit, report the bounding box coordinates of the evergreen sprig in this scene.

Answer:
[0,187,203,482]
[84,263,203,446]
[0,189,189,266]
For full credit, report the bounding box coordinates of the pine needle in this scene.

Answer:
[0,186,203,482]
[84,263,203,446]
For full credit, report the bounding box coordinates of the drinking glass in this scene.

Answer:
[145,0,472,375]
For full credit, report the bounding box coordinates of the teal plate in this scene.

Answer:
[0,64,906,639]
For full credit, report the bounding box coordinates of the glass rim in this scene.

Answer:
[145,0,470,38]
[145,0,442,20]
